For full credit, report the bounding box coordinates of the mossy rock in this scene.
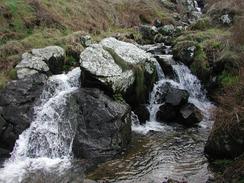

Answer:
[172,40,198,65]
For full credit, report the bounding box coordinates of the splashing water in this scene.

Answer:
[0,68,81,183]
[132,54,214,134]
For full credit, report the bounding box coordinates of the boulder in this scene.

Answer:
[0,74,47,152]
[165,87,189,106]
[156,104,178,122]
[16,46,65,79]
[157,103,202,125]
[139,25,158,43]
[80,37,156,118]
[155,55,176,79]
[180,103,203,125]
[133,104,150,124]
[70,88,131,163]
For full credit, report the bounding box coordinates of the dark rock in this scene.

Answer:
[165,88,189,106]
[153,19,162,28]
[71,88,131,163]
[155,55,176,79]
[133,104,150,124]
[139,25,158,43]
[156,104,178,122]
[180,103,203,125]
[0,74,47,151]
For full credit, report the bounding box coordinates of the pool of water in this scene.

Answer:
[87,123,214,183]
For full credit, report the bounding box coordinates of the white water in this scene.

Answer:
[132,54,214,134]
[0,68,81,183]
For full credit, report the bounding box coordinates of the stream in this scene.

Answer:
[0,44,215,183]
[87,46,215,183]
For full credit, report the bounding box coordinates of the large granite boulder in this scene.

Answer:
[80,37,157,122]
[0,74,47,153]
[69,88,131,163]
[16,46,65,79]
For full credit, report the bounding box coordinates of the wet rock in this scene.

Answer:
[16,46,65,79]
[80,37,156,115]
[71,88,131,163]
[155,55,176,79]
[165,88,189,106]
[133,104,150,124]
[157,104,178,122]
[0,74,47,152]
[180,103,203,125]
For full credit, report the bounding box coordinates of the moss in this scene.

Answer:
[133,64,146,103]
[8,68,17,80]
[113,93,124,103]
[103,46,130,71]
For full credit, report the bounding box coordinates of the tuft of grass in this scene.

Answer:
[218,71,240,86]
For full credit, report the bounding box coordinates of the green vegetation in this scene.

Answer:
[190,17,211,31]
[218,71,240,86]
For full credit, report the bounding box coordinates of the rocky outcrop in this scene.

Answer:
[80,37,157,122]
[16,46,65,79]
[69,88,131,163]
[0,74,47,152]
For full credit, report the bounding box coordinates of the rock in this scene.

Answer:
[16,46,65,79]
[71,88,131,163]
[165,88,189,106]
[158,24,175,36]
[155,84,202,126]
[180,103,203,125]
[133,104,150,124]
[155,55,176,79]
[156,104,178,122]
[80,35,92,47]
[153,19,162,28]
[0,74,47,152]
[220,14,232,25]
[139,25,158,43]
[172,41,198,65]
[140,43,167,55]
[205,117,244,159]
[80,37,156,106]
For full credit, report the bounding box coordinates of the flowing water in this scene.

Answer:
[0,68,82,183]
[0,46,214,183]
[88,51,215,182]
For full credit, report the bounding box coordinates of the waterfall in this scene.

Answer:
[0,68,81,183]
[132,52,214,134]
